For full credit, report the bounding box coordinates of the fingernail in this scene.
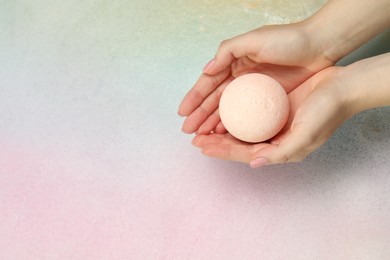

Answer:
[203,59,215,73]
[177,110,183,117]
[250,157,269,168]
[181,124,194,134]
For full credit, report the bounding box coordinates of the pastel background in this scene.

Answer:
[1,0,390,259]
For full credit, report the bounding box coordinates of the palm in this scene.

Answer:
[192,67,347,165]
[179,59,318,135]
[178,25,333,135]
[190,73,309,164]
[230,58,316,93]
[192,132,269,164]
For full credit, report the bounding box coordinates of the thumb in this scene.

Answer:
[249,126,316,168]
[204,31,261,75]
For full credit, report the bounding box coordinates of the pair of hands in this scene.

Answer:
[178,24,352,168]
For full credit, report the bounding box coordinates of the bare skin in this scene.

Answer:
[178,23,332,135]
[192,53,390,167]
[178,0,390,167]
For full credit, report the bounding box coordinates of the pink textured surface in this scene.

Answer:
[219,73,289,142]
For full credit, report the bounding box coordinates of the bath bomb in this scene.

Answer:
[219,73,289,143]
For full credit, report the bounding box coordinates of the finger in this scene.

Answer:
[181,77,231,134]
[201,143,254,164]
[230,56,260,78]
[196,109,221,135]
[214,121,227,134]
[192,134,223,148]
[192,133,241,148]
[270,130,289,145]
[205,32,259,75]
[178,68,231,116]
[202,141,269,164]
[269,122,292,145]
[250,124,315,167]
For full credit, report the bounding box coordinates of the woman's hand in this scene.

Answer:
[191,52,390,168]
[178,0,390,137]
[178,23,334,135]
[191,67,352,167]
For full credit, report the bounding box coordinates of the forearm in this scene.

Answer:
[304,0,390,63]
[342,53,390,115]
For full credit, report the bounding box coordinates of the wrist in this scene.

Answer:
[303,0,390,64]
[337,53,390,116]
[297,20,335,69]
[320,67,355,120]
[330,66,358,119]
[302,16,340,64]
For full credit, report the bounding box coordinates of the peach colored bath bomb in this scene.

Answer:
[219,73,289,143]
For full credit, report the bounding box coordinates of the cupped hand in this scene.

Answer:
[191,67,352,167]
[178,23,334,135]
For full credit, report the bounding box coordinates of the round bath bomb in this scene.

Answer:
[219,73,289,143]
